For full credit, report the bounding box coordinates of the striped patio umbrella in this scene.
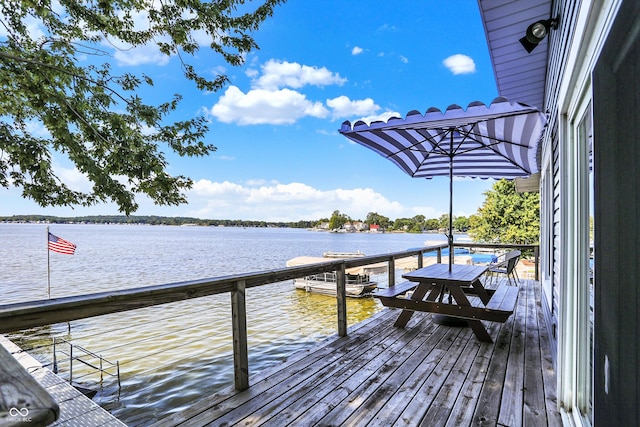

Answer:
[339,97,546,270]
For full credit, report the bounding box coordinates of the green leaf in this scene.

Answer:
[0,0,286,213]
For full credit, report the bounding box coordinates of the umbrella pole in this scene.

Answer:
[449,163,453,271]
[432,145,467,327]
[448,135,454,271]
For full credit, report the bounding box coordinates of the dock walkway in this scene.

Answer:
[0,335,125,427]
[155,279,561,426]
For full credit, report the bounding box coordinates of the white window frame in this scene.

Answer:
[559,97,592,425]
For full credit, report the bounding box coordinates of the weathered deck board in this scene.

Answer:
[497,279,527,427]
[523,277,547,424]
[155,279,561,427]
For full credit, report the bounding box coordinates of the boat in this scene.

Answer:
[321,250,365,258]
[286,252,381,297]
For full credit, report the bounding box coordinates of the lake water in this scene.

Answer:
[0,223,459,425]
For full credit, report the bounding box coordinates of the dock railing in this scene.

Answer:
[0,242,538,397]
[52,337,121,390]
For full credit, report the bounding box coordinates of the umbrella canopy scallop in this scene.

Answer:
[339,97,546,179]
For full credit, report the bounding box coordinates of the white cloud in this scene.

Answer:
[209,59,350,125]
[211,65,227,76]
[110,41,171,67]
[209,86,329,125]
[399,55,409,64]
[253,60,347,90]
[55,165,94,193]
[24,121,51,138]
[208,59,392,126]
[326,96,380,119]
[186,180,419,221]
[326,96,400,125]
[351,46,364,55]
[245,68,259,79]
[377,24,397,32]
[213,155,235,161]
[443,54,476,75]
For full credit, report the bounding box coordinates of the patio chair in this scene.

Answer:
[487,250,521,286]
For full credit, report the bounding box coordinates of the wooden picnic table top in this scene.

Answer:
[402,263,488,285]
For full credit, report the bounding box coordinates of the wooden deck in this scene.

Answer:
[155,279,561,427]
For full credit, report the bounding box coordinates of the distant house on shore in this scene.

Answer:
[316,221,330,230]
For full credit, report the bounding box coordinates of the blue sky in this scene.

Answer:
[1,0,500,222]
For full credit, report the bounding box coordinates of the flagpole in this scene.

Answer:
[47,226,51,299]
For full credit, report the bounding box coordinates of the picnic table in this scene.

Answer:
[374,263,519,343]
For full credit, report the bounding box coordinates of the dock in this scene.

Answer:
[154,279,561,426]
[0,335,125,427]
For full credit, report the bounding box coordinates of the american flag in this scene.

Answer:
[48,232,76,255]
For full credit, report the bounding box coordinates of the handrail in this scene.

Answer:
[0,241,537,393]
[452,242,539,280]
[0,243,447,334]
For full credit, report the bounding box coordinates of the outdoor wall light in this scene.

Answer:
[519,16,559,53]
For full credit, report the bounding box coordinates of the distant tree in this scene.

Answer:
[407,214,425,233]
[0,0,284,214]
[468,179,540,244]
[413,214,425,222]
[392,217,412,231]
[424,218,440,231]
[365,212,390,229]
[453,216,470,232]
[328,210,350,230]
[438,214,450,230]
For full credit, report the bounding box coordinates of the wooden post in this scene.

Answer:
[336,264,347,337]
[388,258,396,287]
[534,246,540,281]
[231,279,249,390]
[418,252,424,269]
[437,248,442,264]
